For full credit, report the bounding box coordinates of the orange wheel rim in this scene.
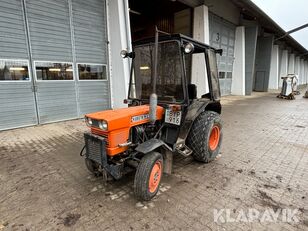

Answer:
[209,126,220,151]
[149,160,162,193]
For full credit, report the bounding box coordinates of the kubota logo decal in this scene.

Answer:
[131,114,149,123]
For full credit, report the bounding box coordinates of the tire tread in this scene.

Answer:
[187,111,222,163]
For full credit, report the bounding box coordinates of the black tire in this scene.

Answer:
[187,110,223,163]
[134,152,163,201]
[85,158,100,175]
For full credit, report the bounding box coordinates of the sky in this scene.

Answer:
[251,0,308,50]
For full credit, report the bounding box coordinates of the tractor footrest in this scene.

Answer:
[176,144,192,157]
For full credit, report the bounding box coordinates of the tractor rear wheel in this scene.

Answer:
[134,152,163,201]
[187,111,223,163]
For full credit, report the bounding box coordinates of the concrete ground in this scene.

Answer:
[0,91,307,231]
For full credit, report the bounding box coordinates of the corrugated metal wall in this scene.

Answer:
[0,0,29,59]
[25,0,73,61]
[0,0,110,130]
[35,82,78,123]
[25,0,78,123]
[72,0,108,64]
[72,0,110,115]
[0,0,37,130]
[0,83,38,130]
[78,81,110,115]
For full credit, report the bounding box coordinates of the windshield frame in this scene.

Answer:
[127,39,187,105]
[205,48,221,100]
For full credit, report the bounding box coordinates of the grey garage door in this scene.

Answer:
[209,13,235,96]
[72,0,110,116]
[0,0,38,130]
[25,0,78,123]
[0,0,110,130]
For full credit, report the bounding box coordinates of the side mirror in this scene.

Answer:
[120,50,134,58]
[215,49,223,56]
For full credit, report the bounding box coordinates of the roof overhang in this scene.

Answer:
[230,0,308,58]
[177,0,204,8]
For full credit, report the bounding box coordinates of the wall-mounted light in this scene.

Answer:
[140,66,150,70]
[10,67,25,71]
[49,68,61,72]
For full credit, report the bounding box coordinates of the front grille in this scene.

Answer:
[100,133,109,146]
[86,138,102,165]
[84,133,107,166]
[91,129,109,147]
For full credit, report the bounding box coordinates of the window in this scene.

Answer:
[35,62,73,80]
[226,72,232,79]
[0,60,30,81]
[78,64,107,80]
[219,72,225,79]
[129,41,184,102]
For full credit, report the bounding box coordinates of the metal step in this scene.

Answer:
[176,144,192,157]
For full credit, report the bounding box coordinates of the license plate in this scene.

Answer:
[165,109,182,125]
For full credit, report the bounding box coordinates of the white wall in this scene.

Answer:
[231,26,245,95]
[300,59,305,85]
[295,56,300,75]
[192,5,210,44]
[191,5,210,96]
[107,0,131,109]
[268,45,279,90]
[305,61,308,85]
[304,61,308,84]
[288,53,295,74]
[279,50,288,86]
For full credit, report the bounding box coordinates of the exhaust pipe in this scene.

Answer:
[148,27,170,123]
[149,26,159,124]
[149,93,157,123]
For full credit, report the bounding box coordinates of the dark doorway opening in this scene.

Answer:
[128,0,192,42]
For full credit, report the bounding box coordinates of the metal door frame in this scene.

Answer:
[21,0,40,124]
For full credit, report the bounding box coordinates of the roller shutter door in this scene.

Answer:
[0,0,111,130]
[25,0,78,123]
[209,13,235,96]
[0,0,37,130]
[72,0,111,116]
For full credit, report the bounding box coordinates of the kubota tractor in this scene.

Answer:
[81,29,223,201]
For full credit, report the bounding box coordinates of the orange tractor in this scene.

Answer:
[81,30,223,200]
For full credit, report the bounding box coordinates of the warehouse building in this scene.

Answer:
[0,0,307,130]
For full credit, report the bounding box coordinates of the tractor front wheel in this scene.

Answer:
[85,158,100,176]
[134,152,163,201]
[187,111,223,163]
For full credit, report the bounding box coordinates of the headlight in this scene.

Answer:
[85,117,93,126]
[98,120,108,131]
[184,42,194,54]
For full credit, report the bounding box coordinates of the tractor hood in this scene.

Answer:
[85,105,164,131]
